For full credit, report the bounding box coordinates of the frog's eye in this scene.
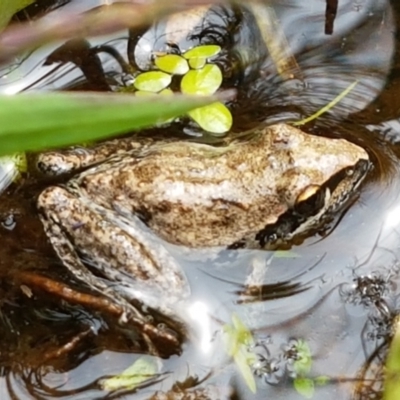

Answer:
[294,185,328,215]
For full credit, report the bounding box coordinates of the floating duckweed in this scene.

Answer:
[188,57,207,69]
[181,64,222,95]
[155,54,189,75]
[133,71,171,92]
[188,102,232,135]
[183,44,221,59]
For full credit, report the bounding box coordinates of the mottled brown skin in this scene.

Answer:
[56,124,369,248]
[37,123,370,319]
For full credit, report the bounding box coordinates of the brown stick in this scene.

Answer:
[42,327,94,362]
[17,271,123,315]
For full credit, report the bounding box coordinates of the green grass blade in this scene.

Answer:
[0,92,217,155]
[292,80,358,126]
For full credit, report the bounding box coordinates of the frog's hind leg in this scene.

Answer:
[38,188,181,353]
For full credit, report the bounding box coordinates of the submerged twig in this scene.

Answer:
[15,271,182,352]
[17,271,125,315]
[325,0,338,35]
[42,326,95,362]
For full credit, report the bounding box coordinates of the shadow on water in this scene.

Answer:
[2,0,400,398]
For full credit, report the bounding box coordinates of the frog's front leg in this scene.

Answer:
[36,136,157,176]
[37,186,184,350]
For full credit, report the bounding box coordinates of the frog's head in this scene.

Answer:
[257,158,370,246]
[255,124,371,246]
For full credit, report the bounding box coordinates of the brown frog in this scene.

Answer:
[36,124,370,331]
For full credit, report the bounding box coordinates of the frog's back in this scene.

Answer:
[79,124,369,248]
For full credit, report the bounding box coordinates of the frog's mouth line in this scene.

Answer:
[254,158,371,247]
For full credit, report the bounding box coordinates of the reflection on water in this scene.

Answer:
[1,0,400,399]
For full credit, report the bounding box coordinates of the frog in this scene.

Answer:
[36,123,370,345]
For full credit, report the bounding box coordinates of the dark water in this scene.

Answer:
[1,0,400,398]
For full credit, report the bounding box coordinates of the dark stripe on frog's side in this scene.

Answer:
[230,159,371,249]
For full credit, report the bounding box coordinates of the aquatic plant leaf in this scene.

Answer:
[0,0,35,31]
[384,319,400,400]
[223,314,257,394]
[183,45,221,59]
[294,378,315,399]
[188,57,207,69]
[231,314,255,347]
[293,340,313,375]
[234,349,257,394]
[181,64,222,95]
[155,54,189,75]
[188,102,232,135]
[101,356,159,391]
[293,80,358,126]
[134,71,171,92]
[0,92,217,155]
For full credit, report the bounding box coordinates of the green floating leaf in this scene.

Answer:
[155,54,189,75]
[134,71,171,92]
[0,0,35,31]
[384,319,400,400]
[189,57,207,69]
[234,350,257,394]
[183,45,221,59]
[181,64,222,95]
[101,356,159,391]
[293,340,313,376]
[232,314,255,347]
[0,92,216,155]
[223,314,257,394]
[294,378,315,399]
[188,102,232,135]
